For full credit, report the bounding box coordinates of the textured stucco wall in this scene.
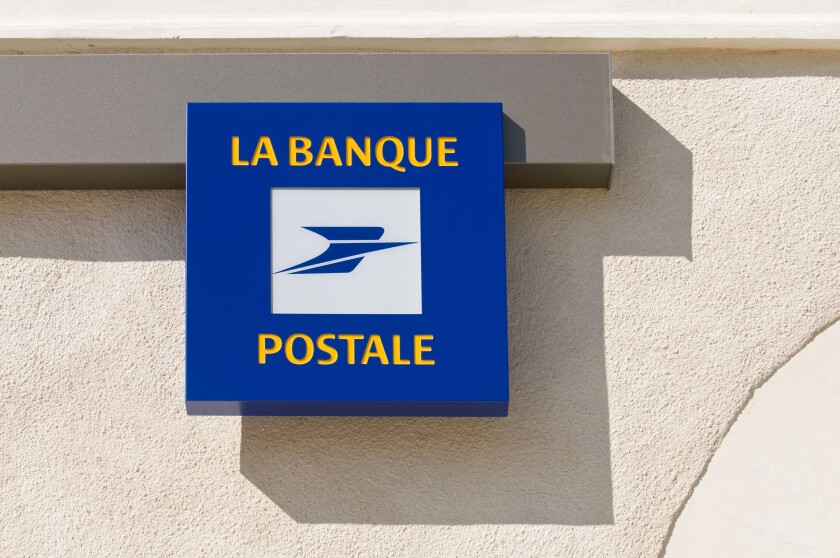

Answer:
[666,320,840,556]
[1,51,839,557]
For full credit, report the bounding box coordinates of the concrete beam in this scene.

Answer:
[0,53,614,189]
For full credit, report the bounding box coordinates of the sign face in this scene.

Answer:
[186,103,508,416]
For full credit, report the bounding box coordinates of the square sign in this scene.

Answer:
[186,103,508,416]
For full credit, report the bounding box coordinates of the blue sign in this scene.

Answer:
[186,103,508,416]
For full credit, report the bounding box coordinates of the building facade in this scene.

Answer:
[1,2,839,557]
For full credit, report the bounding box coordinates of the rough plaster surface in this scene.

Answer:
[1,51,839,557]
[666,321,840,557]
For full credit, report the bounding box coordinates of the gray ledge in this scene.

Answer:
[0,53,614,189]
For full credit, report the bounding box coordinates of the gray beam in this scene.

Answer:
[0,54,613,189]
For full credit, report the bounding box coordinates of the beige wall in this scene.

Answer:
[1,51,839,557]
[666,321,840,556]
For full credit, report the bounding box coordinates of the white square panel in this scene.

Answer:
[271,188,422,314]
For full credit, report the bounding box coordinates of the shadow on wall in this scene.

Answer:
[611,49,840,80]
[502,113,526,162]
[0,90,691,525]
[239,90,693,525]
[0,190,184,261]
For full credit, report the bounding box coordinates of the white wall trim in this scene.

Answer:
[2,13,840,41]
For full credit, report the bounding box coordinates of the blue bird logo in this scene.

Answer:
[275,226,416,274]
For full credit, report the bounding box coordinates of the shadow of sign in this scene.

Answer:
[502,113,526,162]
[239,90,693,524]
[0,88,691,525]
